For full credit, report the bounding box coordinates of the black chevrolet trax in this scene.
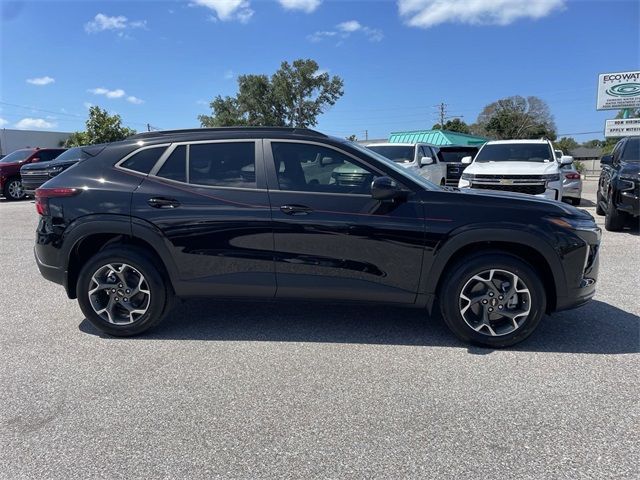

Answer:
[34,128,601,347]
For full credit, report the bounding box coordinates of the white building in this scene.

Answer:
[0,129,72,155]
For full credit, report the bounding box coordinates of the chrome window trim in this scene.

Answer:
[114,143,172,175]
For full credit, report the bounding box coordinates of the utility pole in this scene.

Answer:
[365,129,368,141]
[147,123,151,132]
[438,102,447,128]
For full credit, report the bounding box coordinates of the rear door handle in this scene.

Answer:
[148,197,180,209]
[280,204,312,215]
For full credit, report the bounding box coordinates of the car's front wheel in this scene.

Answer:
[440,253,546,348]
[77,247,173,336]
[3,178,26,201]
[596,189,605,216]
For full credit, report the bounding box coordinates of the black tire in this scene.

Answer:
[77,246,173,336]
[595,190,605,216]
[604,190,627,232]
[569,197,581,206]
[3,177,26,201]
[439,252,546,348]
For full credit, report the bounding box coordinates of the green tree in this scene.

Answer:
[346,134,358,141]
[555,137,579,154]
[65,106,136,147]
[432,118,471,134]
[582,139,603,148]
[199,59,344,128]
[475,95,556,140]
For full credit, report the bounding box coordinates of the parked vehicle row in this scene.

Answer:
[0,147,66,200]
[33,127,600,348]
[20,146,96,195]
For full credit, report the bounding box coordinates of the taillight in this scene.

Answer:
[35,187,80,216]
[565,173,580,180]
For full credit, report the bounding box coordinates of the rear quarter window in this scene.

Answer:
[120,146,167,174]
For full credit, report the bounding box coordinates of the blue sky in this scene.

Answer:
[1,0,639,140]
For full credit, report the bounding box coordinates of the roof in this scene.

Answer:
[569,146,603,158]
[485,139,550,144]
[129,127,328,141]
[388,129,487,146]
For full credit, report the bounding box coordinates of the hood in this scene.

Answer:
[620,161,640,176]
[454,186,590,219]
[0,161,21,171]
[20,158,80,172]
[465,161,559,175]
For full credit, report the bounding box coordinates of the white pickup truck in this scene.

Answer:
[365,142,446,185]
[458,139,573,201]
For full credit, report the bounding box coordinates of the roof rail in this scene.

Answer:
[128,126,328,140]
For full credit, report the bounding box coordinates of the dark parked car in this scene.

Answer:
[34,128,600,347]
[0,147,66,200]
[435,145,480,186]
[596,136,639,231]
[21,146,97,195]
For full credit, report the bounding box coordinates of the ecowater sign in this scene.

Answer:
[597,70,640,110]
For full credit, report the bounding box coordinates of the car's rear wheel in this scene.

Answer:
[439,253,546,348]
[3,178,26,201]
[569,197,581,206]
[604,190,627,232]
[77,247,173,336]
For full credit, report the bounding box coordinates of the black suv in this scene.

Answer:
[21,146,97,195]
[597,136,639,231]
[34,128,601,347]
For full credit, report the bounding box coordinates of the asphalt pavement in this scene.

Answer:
[0,179,638,479]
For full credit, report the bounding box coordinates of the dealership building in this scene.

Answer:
[0,129,71,156]
[388,129,488,146]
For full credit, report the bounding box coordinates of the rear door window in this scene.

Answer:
[188,142,256,188]
[121,146,167,174]
[156,145,186,182]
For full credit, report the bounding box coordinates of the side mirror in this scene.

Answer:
[600,155,613,166]
[371,176,405,201]
[420,156,434,166]
[320,156,334,166]
[461,156,473,164]
[560,155,573,165]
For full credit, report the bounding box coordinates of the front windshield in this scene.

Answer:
[0,149,32,163]
[367,145,415,163]
[621,138,639,162]
[475,143,553,163]
[349,142,439,191]
[51,147,90,163]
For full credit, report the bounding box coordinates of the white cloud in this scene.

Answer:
[15,118,57,129]
[196,99,209,106]
[192,0,254,23]
[84,13,147,34]
[127,96,144,104]
[26,76,55,86]
[224,69,235,80]
[278,0,322,13]
[337,20,361,32]
[397,0,565,28]
[309,20,383,43]
[89,87,126,99]
[0,117,8,127]
[83,102,93,109]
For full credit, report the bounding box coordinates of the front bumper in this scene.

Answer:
[555,225,601,312]
[458,179,561,200]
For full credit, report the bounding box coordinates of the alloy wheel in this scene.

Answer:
[88,263,151,325]
[459,269,531,337]
[7,180,25,200]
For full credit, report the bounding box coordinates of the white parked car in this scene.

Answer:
[365,142,446,185]
[458,139,572,201]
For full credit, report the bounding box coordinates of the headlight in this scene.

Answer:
[48,166,65,177]
[619,176,638,191]
[541,174,560,182]
[461,172,474,180]
[546,216,599,232]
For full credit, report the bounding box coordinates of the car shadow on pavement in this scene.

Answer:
[79,299,639,355]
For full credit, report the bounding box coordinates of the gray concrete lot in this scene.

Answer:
[0,179,638,479]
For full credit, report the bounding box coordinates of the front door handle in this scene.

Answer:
[148,197,180,209]
[280,204,312,215]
